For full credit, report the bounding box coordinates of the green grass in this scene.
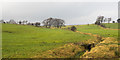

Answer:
[65,24,119,58]
[2,24,93,58]
[2,23,119,58]
[75,24,119,58]
[102,23,119,29]
[75,24,118,38]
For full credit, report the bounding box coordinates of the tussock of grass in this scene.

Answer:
[80,37,118,58]
[99,37,117,44]
[33,43,84,58]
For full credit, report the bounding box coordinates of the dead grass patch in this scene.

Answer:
[80,37,118,58]
[32,43,85,58]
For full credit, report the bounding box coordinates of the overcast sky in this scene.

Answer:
[0,1,119,24]
[1,0,119,2]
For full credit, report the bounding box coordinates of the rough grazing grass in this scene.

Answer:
[33,43,85,58]
[102,23,119,29]
[74,24,119,58]
[81,37,119,58]
[2,24,93,58]
[75,24,118,38]
[63,24,119,58]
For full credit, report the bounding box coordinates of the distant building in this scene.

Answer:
[9,20,17,24]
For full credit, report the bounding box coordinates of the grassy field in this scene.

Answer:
[75,24,118,38]
[72,23,119,58]
[2,23,119,58]
[102,23,119,29]
[2,24,93,58]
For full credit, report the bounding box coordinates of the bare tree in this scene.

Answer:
[108,18,111,23]
[42,17,65,28]
[104,18,107,23]
[22,20,28,25]
[25,20,28,24]
[51,18,65,28]
[35,22,41,27]
[100,16,104,23]
[9,19,17,24]
[42,17,52,28]
[95,16,104,25]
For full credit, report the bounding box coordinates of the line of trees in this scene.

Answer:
[18,20,28,25]
[1,16,119,29]
[0,19,41,27]
[95,16,114,25]
[0,17,65,28]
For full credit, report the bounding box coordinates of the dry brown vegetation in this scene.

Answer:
[32,30,119,58]
[81,37,119,58]
[32,43,85,58]
[32,31,106,58]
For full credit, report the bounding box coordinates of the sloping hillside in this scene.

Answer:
[76,24,118,38]
[75,24,119,58]
[2,24,94,58]
[2,24,119,58]
[102,23,119,29]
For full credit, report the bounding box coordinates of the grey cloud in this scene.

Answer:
[2,2,117,24]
